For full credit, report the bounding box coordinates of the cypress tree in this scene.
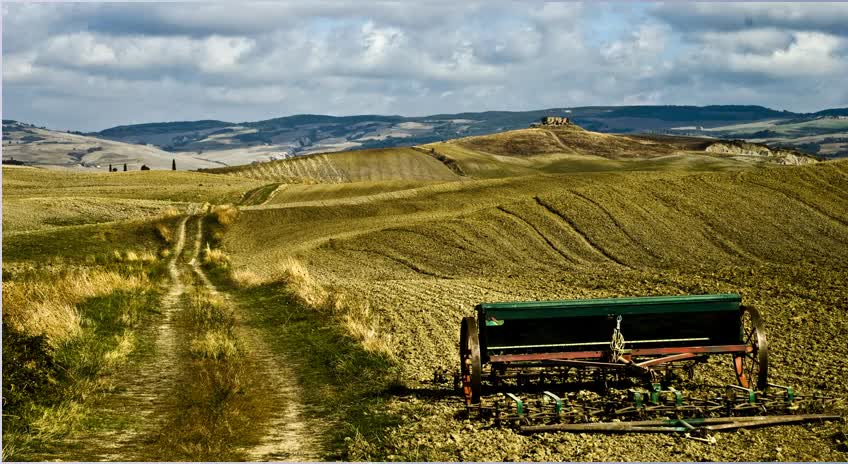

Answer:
[123,163,127,171]
[172,159,176,171]
[108,163,112,172]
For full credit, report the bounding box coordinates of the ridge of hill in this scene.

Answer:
[208,123,817,184]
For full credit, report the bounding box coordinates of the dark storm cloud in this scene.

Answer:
[2,2,847,131]
[651,3,848,36]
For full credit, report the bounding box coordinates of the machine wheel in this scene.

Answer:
[460,316,482,405]
[733,305,769,391]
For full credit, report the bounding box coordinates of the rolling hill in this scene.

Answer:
[216,156,848,461]
[207,122,816,185]
[7,106,845,171]
[79,105,848,163]
[1,121,225,171]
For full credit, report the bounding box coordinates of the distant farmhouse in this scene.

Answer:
[530,116,571,127]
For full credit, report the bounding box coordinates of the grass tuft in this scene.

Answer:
[230,268,266,288]
[190,330,239,360]
[211,204,239,226]
[202,244,229,267]
[276,258,394,358]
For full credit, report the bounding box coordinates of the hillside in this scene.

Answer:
[219,158,848,461]
[46,105,839,166]
[205,147,459,183]
[1,121,224,171]
[1,166,263,235]
[209,123,817,184]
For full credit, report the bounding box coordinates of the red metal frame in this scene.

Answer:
[488,344,751,364]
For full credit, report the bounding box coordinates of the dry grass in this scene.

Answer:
[275,257,393,357]
[2,268,149,347]
[230,268,267,288]
[212,204,240,226]
[190,330,239,360]
[336,295,394,359]
[275,257,329,307]
[203,244,230,266]
[153,207,182,243]
[207,147,458,184]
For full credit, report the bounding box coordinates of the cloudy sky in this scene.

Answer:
[3,2,848,131]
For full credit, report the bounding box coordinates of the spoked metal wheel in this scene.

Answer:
[733,305,769,391]
[460,317,482,405]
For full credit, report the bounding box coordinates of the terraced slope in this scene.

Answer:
[205,147,459,183]
[221,160,848,461]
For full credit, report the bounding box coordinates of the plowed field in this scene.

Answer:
[222,160,848,460]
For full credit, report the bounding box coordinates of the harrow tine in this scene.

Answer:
[519,414,842,434]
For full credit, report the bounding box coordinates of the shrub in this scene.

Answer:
[202,244,229,266]
[211,204,239,226]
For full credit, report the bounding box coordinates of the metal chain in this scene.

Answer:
[611,315,625,360]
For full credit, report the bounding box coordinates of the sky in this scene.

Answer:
[3,1,848,132]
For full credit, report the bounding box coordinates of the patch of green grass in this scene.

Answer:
[239,182,280,206]
[205,265,403,460]
[2,219,167,264]
[2,283,162,460]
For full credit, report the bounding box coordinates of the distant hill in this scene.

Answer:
[78,105,847,164]
[1,120,224,171]
[8,105,846,169]
[207,122,816,184]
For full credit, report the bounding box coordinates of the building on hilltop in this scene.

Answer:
[532,116,571,127]
[543,116,570,125]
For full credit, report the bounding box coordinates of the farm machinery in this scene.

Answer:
[454,294,840,436]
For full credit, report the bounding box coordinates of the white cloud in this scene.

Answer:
[725,32,846,77]
[3,2,847,131]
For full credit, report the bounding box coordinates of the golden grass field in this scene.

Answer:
[3,126,847,461]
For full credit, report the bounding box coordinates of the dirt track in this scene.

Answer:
[189,216,320,461]
[25,211,320,461]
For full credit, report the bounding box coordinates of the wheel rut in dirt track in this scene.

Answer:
[28,215,191,461]
[190,215,320,461]
[27,209,319,461]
